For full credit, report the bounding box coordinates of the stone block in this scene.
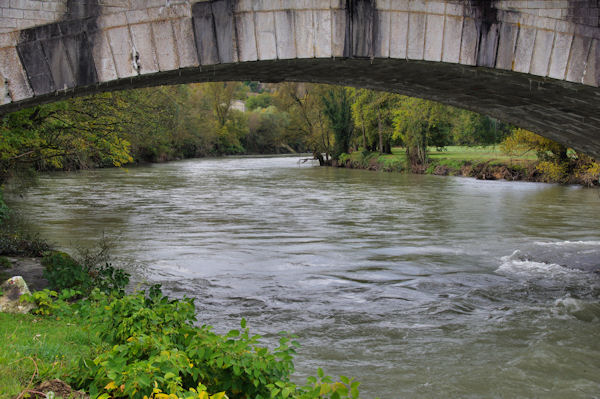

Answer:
[314,9,331,58]
[16,39,54,95]
[529,29,554,76]
[351,0,375,57]
[255,11,277,60]
[374,10,390,58]
[275,10,296,59]
[0,70,9,104]
[0,31,17,48]
[212,0,237,64]
[445,3,463,16]
[582,39,599,87]
[126,9,150,25]
[550,32,575,80]
[407,12,425,60]
[0,46,32,101]
[106,26,137,78]
[331,9,346,57]
[442,15,462,64]
[512,26,535,73]
[294,10,314,58]
[43,37,76,90]
[426,1,445,14]
[389,11,408,59]
[172,17,199,67]
[90,30,118,82]
[152,21,178,71]
[477,23,500,68]
[459,17,477,65]
[97,12,127,30]
[495,22,518,70]
[235,11,258,61]
[129,23,159,74]
[409,0,426,12]
[567,36,592,83]
[192,2,219,65]
[389,0,409,11]
[424,14,443,62]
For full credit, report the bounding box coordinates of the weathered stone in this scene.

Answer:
[0,276,35,314]
[459,17,478,65]
[442,15,462,64]
[389,11,407,58]
[495,22,518,70]
[513,26,536,73]
[424,13,443,62]
[314,9,331,58]
[407,12,425,60]
[235,11,257,61]
[172,17,199,68]
[529,29,554,77]
[275,10,296,59]
[129,23,158,74]
[565,35,590,82]
[548,33,573,79]
[255,11,277,60]
[152,21,178,71]
[106,26,136,78]
[294,10,314,58]
[350,0,375,58]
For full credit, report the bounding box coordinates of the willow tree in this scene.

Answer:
[393,97,452,170]
[321,86,353,160]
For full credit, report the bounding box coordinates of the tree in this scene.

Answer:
[393,97,452,169]
[351,89,400,153]
[321,86,354,159]
[274,83,332,163]
[0,93,134,182]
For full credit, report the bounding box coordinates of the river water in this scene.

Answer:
[8,156,600,398]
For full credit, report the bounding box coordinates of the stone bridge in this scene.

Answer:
[0,0,599,158]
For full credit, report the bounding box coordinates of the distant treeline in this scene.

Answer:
[0,81,595,184]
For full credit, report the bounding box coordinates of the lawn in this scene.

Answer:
[390,145,537,162]
[0,312,100,398]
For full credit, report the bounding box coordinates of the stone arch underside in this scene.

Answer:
[0,0,599,158]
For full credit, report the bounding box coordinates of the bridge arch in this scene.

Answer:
[0,0,599,158]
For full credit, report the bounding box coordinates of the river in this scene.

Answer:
[7,156,600,398]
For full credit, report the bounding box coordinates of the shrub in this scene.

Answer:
[57,287,361,399]
[42,251,92,291]
[41,249,130,294]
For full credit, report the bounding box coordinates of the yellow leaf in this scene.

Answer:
[105,381,117,390]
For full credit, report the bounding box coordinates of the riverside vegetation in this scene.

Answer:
[0,193,362,399]
[0,82,598,187]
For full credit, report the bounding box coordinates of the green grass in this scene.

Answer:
[390,145,537,162]
[0,312,101,398]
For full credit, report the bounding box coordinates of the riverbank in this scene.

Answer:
[335,146,600,186]
[0,251,359,398]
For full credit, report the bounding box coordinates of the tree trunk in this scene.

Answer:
[377,109,383,153]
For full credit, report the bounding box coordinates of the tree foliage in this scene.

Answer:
[321,87,354,159]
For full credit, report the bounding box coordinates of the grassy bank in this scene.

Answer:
[0,312,101,397]
[0,245,362,399]
[337,146,599,186]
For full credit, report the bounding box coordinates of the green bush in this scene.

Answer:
[0,256,11,269]
[41,251,130,295]
[42,251,92,291]
[39,286,361,399]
